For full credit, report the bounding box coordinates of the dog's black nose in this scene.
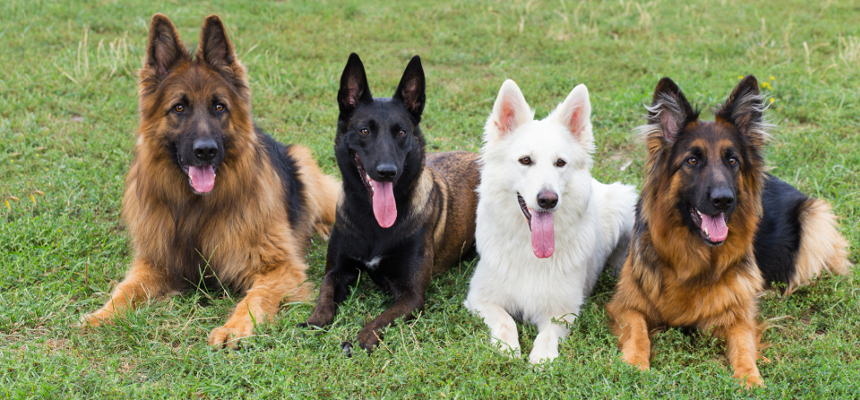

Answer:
[537,190,558,210]
[710,187,734,210]
[376,164,397,181]
[193,138,218,162]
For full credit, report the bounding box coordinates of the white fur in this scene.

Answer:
[464,80,637,364]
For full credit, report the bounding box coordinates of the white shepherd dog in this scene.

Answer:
[464,80,637,364]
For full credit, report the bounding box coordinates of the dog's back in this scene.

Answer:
[426,151,480,272]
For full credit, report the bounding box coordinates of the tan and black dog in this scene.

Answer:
[606,76,851,387]
[302,53,479,353]
[82,14,339,348]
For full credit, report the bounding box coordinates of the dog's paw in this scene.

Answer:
[490,338,521,358]
[79,310,112,329]
[356,329,382,353]
[528,346,559,365]
[622,352,650,371]
[734,372,764,388]
[208,323,253,349]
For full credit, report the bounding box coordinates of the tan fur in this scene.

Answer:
[788,198,852,294]
[82,14,339,349]
[608,108,767,388]
[425,151,480,273]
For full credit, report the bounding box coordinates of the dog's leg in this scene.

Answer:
[355,285,426,352]
[82,259,172,327]
[303,231,360,328]
[614,309,651,370]
[303,264,360,328]
[723,321,763,388]
[208,253,310,349]
[529,314,574,364]
[466,300,521,357]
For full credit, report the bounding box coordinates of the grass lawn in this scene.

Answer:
[1,0,858,398]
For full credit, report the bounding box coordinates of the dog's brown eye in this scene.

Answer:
[556,159,566,167]
[173,104,184,113]
[215,104,225,112]
[727,157,738,166]
[398,130,406,137]
[686,157,698,166]
[519,157,532,165]
[360,128,370,135]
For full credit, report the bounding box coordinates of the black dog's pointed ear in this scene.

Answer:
[646,77,696,142]
[143,14,190,80]
[716,75,770,147]
[392,56,426,122]
[337,53,373,114]
[197,15,244,78]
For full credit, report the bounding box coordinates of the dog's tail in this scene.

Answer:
[288,145,341,240]
[787,198,852,294]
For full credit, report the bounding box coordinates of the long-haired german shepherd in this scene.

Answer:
[302,53,480,353]
[82,14,339,348]
[606,76,851,387]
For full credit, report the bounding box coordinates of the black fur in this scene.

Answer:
[303,53,443,351]
[753,173,807,290]
[260,130,305,228]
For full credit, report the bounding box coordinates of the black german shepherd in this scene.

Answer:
[302,53,480,353]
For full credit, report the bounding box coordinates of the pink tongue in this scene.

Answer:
[371,179,396,228]
[530,210,554,258]
[188,166,215,193]
[701,213,729,242]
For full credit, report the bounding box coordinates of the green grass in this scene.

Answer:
[1,0,858,398]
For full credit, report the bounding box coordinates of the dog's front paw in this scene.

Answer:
[734,372,764,388]
[528,345,559,365]
[489,337,521,358]
[356,329,382,353]
[208,322,253,349]
[79,310,112,329]
[621,352,650,371]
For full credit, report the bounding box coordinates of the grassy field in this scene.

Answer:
[1,0,858,398]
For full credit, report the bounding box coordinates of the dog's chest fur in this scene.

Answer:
[471,181,606,323]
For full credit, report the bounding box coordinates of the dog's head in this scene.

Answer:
[640,76,770,246]
[137,14,253,195]
[334,53,426,228]
[482,80,596,258]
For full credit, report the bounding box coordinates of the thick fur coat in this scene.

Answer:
[606,76,851,387]
[464,80,637,364]
[82,14,339,348]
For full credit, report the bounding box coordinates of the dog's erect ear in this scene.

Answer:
[716,75,770,147]
[647,77,695,142]
[144,14,190,80]
[393,56,426,123]
[486,80,533,141]
[549,84,594,148]
[197,15,244,78]
[338,53,373,114]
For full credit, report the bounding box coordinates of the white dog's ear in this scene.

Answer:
[486,80,532,141]
[550,84,593,147]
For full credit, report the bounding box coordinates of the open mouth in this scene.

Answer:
[690,206,729,245]
[517,193,532,228]
[178,156,217,195]
[517,192,554,259]
[354,153,397,228]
